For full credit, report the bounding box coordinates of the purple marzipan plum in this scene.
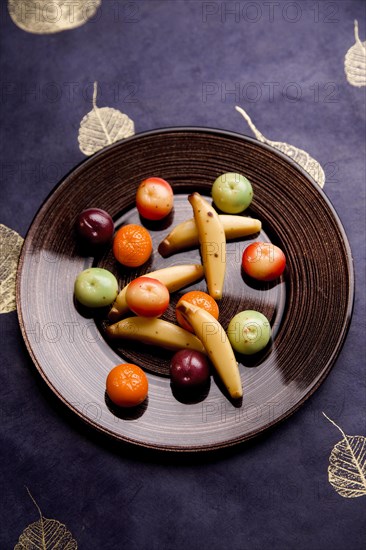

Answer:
[75,208,114,247]
[170,350,210,390]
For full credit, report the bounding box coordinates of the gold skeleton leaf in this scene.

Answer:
[0,224,23,314]
[8,0,101,34]
[323,413,366,498]
[78,82,135,156]
[235,106,325,188]
[344,20,366,87]
[14,488,78,549]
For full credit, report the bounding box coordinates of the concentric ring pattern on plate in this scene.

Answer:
[17,128,354,451]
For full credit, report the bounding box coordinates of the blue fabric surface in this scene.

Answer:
[1,1,365,548]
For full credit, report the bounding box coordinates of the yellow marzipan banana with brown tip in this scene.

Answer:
[188,192,226,300]
[158,215,261,257]
[108,264,204,322]
[176,300,242,399]
[106,317,207,354]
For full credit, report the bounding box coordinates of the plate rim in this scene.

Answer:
[16,126,355,452]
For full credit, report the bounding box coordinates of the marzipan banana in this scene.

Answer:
[106,316,207,354]
[108,264,204,322]
[188,192,226,300]
[176,300,242,399]
[158,215,261,257]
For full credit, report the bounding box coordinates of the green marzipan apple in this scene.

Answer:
[74,268,118,308]
[212,172,253,214]
[227,310,271,354]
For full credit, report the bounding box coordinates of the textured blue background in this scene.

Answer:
[1,1,365,548]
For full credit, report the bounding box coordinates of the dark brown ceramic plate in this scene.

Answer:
[17,128,354,451]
